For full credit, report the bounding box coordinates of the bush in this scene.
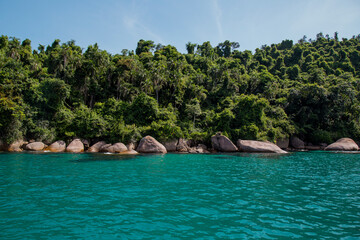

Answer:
[142,120,184,142]
[108,121,141,143]
[309,129,333,144]
[71,104,108,139]
[232,124,259,141]
[27,120,56,144]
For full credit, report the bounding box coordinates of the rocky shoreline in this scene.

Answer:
[1,133,358,154]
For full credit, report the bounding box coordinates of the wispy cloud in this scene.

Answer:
[123,11,164,44]
[213,0,224,40]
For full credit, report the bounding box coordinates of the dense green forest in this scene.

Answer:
[1,33,360,145]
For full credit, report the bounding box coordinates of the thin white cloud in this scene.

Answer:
[213,0,224,40]
[122,14,164,44]
[123,15,137,29]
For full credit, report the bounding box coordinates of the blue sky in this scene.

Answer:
[1,0,359,54]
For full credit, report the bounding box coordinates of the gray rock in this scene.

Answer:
[46,140,66,152]
[81,139,90,149]
[88,141,107,152]
[99,144,112,152]
[126,142,137,151]
[325,138,359,151]
[8,140,27,152]
[107,143,128,153]
[176,138,189,152]
[195,144,209,153]
[66,139,84,153]
[211,133,238,152]
[197,144,208,150]
[290,136,305,149]
[188,147,197,153]
[25,142,46,151]
[136,136,167,153]
[162,139,178,152]
[237,140,287,153]
[119,150,139,155]
[276,138,289,149]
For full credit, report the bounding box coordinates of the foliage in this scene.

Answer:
[1,33,360,144]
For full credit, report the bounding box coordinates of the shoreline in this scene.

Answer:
[1,135,359,154]
[1,149,359,155]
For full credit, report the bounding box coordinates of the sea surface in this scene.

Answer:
[0,151,359,239]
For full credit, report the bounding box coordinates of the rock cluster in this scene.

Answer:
[8,140,27,152]
[2,134,359,155]
[88,141,107,152]
[161,138,210,153]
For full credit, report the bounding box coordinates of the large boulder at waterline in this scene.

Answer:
[107,143,128,153]
[87,141,107,152]
[136,136,167,153]
[8,140,27,152]
[25,142,46,151]
[237,140,287,153]
[46,140,66,152]
[290,136,305,149]
[325,138,359,151]
[211,133,238,152]
[66,139,84,153]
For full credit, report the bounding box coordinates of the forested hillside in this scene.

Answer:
[1,33,360,145]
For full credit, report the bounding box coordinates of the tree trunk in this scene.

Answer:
[89,95,94,108]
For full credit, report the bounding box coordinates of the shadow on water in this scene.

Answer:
[327,150,360,154]
[0,151,140,163]
[69,153,139,163]
[213,152,293,160]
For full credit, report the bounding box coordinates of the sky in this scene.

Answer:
[0,0,359,54]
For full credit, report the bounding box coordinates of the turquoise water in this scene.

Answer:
[0,152,359,239]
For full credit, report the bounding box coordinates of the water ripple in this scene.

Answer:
[0,152,359,239]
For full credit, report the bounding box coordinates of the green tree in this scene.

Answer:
[136,39,155,55]
[186,42,197,54]
[39,78,70,113]
[185,98,202,127]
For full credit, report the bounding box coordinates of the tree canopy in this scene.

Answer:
[1,33,360,145]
